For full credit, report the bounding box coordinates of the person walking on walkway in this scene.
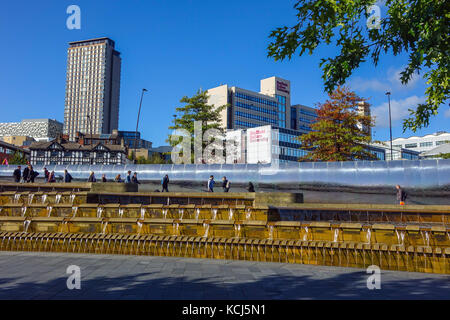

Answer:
[43,167,49,183]
[162,174,169,192]
[247,182,255,192]
[396,185,407,205]
[88,171,96,182]
[132,172,140,184]
[64,169,73,183]
[115,174,123,182]
[222,176,230,192]
[28,166,38,183]
[22,165,30,183]
[101,174,107,182]
[125,170,132,183]
[13,166,21,183]
[207,175,215,192]
[48,171,56,183]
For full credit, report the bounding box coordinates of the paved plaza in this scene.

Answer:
[0,251,448,300]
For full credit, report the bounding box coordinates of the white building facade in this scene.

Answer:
[385,131,450,153]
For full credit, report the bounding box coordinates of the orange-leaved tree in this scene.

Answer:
[299,86,375,161]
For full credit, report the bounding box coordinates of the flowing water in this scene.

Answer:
[178,209,184,220]
[333,228,339,242]
[70,194,76,204]
[212,209,218,220]
[28,194,35,205]
[55,194,62,204]
[21,207,27,217]
[118,208,124,218]
[14,194,21,203]
[366,228,372,244]
[47,206,53,217]
[302,226,309,241]
[41,194,47,204]
[268,225,274,240]
[235,224,241,238]
[97,207,103,218]
[71,207,78,218]
[203,223,210,237]
[137,221,143,234]
[141,208,146,220]
[396,230,405,245]
[23,220,31,233]
[246,209,251,220]
[195,208,200,220]
[162,209,168,219]
[228,209,233,220]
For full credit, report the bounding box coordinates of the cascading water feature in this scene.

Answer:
[178,209,184,220]
[203,223,210,237]
[141,208,146,220]
[268,225,274,240]
[302,226,309,241]
[366,228,372,244]
[333,228,339,242]
[421,230,430,247]
[41,194,47,204]
[396,230,405,246]
[97,207,103,218]
[70,194,76,204]
[28,194,35,205]
[71,207,78,218]
[21,207,27,217]
[23,220,31,233]
[234,224,241,238]
[118,208,124,218]
[211,209,218,220]
[162,209,168,219]
[55,194,62,204]
[195,208,200,220]
[173,223,179,236]
[47,206,53,217]
[101,221,108,234]
[14,194,21,204]
[246,208,251,220]
[228,209,233,220]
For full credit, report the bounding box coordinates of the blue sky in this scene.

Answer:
[1,0,448,146]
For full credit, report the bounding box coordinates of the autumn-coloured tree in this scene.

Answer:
[299,87,375,161]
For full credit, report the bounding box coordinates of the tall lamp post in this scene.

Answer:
[134,88,148,162]
[385,91,393,160]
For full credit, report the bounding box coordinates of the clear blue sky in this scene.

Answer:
[1,0,448,146]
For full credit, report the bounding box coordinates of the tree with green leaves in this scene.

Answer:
[299,86,376,161]
[7,151,28,165]
[267,0,449,132]
[168,90,227,163]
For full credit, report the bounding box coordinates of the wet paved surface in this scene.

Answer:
[0,251,448,299]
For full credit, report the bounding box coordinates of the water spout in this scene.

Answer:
[195,208,200,220]
[23,220,31,233]
[302,226,309,241]
[71,207,78,218]
[97,207,103,218]
[28,194,35,205]
[203,223,210,237]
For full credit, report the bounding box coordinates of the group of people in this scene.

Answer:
[206,175,254,193]
[90,170,141,184]
[13,165,39,183]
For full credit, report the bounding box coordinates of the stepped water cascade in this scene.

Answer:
[0,188,448,274]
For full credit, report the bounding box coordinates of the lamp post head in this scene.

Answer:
[385,91,391,96]
[142,88,148,92]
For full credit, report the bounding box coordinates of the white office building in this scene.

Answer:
[384,131,450,153]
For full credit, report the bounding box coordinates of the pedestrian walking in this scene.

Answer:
[222,176,230,192]
[125,170,132,183]
[131,172,140,184]
[115,174,123,182]
[64,169,73,183]
[22,165,30,183]
[102,174,107,182]
[43,167,49,183]
[28,166,38,183]
[13,165,21,183]
[396,185,407,205]
[207,175,215,192]
[247,182,255,192]
[88,171,96,182]
[48,171,56,183]
[161,174,169,192]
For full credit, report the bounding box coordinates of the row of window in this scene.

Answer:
[235,111,277,125]
[402,140,450,149]
[235,120,261,128]
[235,92,277,107]
[299,109,317,117]
[235,101,277,116]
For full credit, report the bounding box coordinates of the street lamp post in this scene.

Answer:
[385,91,393,160]
[134,88,148,162]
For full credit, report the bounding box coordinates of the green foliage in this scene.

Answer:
[135,153,170,164]
[298,86,376,161]
[167,90,227,162]
[267,0,449,132]
[8,151,28,165]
